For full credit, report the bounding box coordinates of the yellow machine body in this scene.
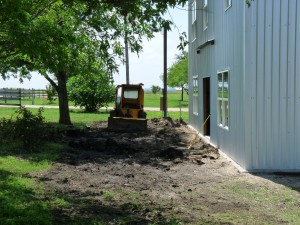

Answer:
[108,84,147,130]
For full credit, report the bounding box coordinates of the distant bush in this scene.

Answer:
[151,85,161,95]
[67,73,115,112]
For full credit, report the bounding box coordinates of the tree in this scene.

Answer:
[151,85,161,95]
[167,51,188,101]
[1,0,189,125]
[67,72,115,112]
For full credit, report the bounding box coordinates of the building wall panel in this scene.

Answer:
[294,0,300,170]
[246,0,299,171]
[264,0,273,169]
[189,0,300,171]
[271,0,281,169]
[287,0,297,169]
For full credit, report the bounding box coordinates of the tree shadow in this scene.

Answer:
[69,109,110,115]
[250,172,300,193]
[0,169,53,224]
[51,189,179,225]
[0,142,65,163]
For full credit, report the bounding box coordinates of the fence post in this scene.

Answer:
[32,88,34,105]
[19,88,22,106]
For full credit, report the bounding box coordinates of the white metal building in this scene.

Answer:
[188,0,300,171]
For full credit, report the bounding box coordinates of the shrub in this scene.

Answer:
[67,72,115,112]
[151,85,161,95]
[0,107,46,150]
[0,118,14,144]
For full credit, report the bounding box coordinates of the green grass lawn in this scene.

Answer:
[1,91,189,108]
[144,91,188,108]
[0,107,189,126]
[0,143,66,225]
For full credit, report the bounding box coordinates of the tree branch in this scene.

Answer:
[42,73,58,90]
[31,0,59,21]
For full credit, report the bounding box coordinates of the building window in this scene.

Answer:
[218,71,229,128]
[191,0,197,41]
[191,0,196,23]
[224,0,232,11]
[193,76,199,115]
[203,0,208,30]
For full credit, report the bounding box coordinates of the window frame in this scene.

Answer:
[193,75,199,115]
[217,70,230,129]
[191,0,197,24]
[224,0,232,11]
[124,89,139,99]
[191,0,197,41]
[203,0,208,30]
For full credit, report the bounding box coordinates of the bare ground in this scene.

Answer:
[33,118,300,225]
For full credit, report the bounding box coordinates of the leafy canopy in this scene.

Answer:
[168,51,188,88]
[67,72,115,112]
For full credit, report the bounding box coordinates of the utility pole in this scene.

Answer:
[124,13,129,84]
[163,26,168,118]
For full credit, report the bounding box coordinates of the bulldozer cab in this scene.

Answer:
[113,84,146,118]
[108,84,147,130]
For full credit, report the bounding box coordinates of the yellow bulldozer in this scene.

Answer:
[108,83,147,130]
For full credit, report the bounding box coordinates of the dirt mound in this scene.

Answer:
[67,118,219,166]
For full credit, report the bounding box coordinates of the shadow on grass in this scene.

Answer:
[0,142,66,164]
[0,149,182,225]
[251,173,300,193]
[69,109,110,115]
[0,169,53,225]
[51,190,179,225]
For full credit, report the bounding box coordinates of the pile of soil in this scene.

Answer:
[32,118,300,224]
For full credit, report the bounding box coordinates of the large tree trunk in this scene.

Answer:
[57,71,72,125]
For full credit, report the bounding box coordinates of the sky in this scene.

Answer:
[0,6,188,89]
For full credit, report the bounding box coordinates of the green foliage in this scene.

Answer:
[0,107,46,150]
[14,107,46,150]
[102,191,115,200]
[67,73,115,112]
[167,51,188,89]
[0,118,14,145]
[0,0,188,125]
[45,84,57,103]
[151,85,161,95]
[0,144,66,225]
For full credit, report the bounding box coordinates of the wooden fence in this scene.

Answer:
[0,88,54,106]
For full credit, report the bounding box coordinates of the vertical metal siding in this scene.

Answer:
[189,0,300,171]
[256,0,265,169]
[247,0,300,170]
[213,0,245,166]
[279,1,288,169]
[296,1,300,170]
[243,1,253,169]
[271,0,281,169]
[248,1,258,170]
[264,0,272,169]
[287,0,297,169]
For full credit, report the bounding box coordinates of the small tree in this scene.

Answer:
[168,51,188,101]
[151,85,161,95]
[67,72,115,112]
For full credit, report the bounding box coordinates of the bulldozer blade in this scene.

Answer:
[108,117,147,131]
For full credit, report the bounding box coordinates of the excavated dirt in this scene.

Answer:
[32,118,300,224]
